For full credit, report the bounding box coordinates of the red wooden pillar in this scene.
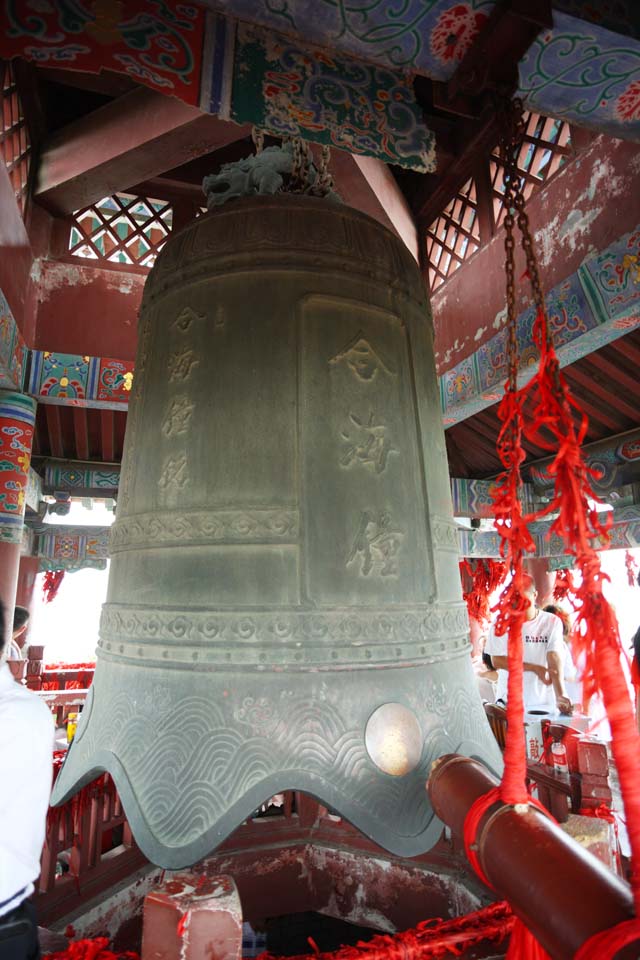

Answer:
[0,392,37,652]
[469,615,485,659]
[525,556,555,608]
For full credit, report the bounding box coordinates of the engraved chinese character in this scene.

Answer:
[173,307,204,333]
[347,510,403,577]
[168,347,199,382]
[162,396,195,438]
[340,412,396,474]
[158,455,189,491]
[329,333,393,382]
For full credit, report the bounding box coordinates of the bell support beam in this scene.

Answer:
[322,150,419,260]
[34,87,250,216]
[428,755,638,959]
[431,132,640,386]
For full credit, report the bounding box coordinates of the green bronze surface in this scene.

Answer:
[52,196,501,867]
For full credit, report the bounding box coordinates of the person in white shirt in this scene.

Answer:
[485,574,572,715]
[0,599,54,959]
[5,607,30,662]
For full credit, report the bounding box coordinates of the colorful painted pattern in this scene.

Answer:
[0,290,26,391]
[460,505,640,558]
[27,352,133,410]
[450,477,537,518]
[2,0,204,103]
[518,11,640,139]
[213,0,494,77]
[441,224,640,425]
[529,428,640,495]
[231,23,436,172]
[38,524,110,572]
[0,392,36,544]
[44,463,120,495]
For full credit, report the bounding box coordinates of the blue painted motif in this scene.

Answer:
[213,0,494,77]
[518,11,640,139]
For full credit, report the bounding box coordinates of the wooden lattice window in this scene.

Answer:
[68,193,173,268]
[0,61,31,216]
[491,112,572,228]
[426,178,480,292]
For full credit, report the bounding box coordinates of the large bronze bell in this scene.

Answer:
[52,193,501,867]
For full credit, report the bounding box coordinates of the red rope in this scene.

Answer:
[44,938,139,960]
[255,901,514,960]
[491,381,534,805]
[463,788,500,889]
[574,919,640,959]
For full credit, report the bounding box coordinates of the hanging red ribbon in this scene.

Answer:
[553,567,575,601]
[625,550,639,588]
[460,558,508,623]
[43,570,65,603]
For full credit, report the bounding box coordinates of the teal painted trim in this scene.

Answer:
[459,504,640,558]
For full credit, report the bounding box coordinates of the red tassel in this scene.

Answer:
[460,559,508,624]
[506,918,553,959]
[43,570,65,603]
[553,568,574,601]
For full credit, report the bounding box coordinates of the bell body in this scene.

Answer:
[52,196,501,867]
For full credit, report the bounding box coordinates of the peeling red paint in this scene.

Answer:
[33,259,145,358]
[432,134,640,374]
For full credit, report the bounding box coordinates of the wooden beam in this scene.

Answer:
[73,409,90,462]
[45,405,65,459]
[100,410,115,464]
[34,87,250,215]
[328,149,418,259]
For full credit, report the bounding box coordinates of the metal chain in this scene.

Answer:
[498,97,553,383]
[498,98,525,394]
[251,127,264,154]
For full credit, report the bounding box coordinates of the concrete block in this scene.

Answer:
[142,873,242,960]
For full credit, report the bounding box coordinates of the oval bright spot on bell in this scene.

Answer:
[365,702,423,776]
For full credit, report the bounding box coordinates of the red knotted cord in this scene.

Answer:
[574,919,640,960]
[255,901,514,960]
[43,938,139,960]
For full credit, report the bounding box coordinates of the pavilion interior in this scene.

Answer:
[2,2,640,958]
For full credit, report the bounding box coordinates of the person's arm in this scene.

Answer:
[491,655,550,683]
[547,620,572,714]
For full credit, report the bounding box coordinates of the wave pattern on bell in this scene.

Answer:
[51,195,501,867]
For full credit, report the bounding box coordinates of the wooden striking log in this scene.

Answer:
[427,754,639,960]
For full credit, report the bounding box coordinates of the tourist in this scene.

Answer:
[543,603,581,707]
[485,575,572,715]
[5,606,30,661]
[0,598,54,959]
